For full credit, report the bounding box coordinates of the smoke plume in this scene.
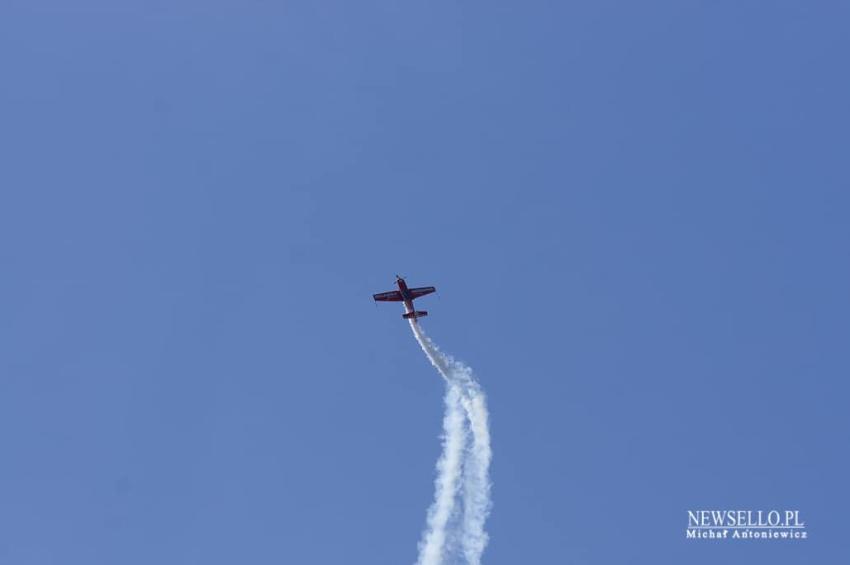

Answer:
[410,321,492,565]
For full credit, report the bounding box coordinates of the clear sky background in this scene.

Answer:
[1,1,848,564]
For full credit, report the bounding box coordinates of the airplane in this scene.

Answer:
[373,275,436,320]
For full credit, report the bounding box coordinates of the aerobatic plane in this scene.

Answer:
[373,275,436,320]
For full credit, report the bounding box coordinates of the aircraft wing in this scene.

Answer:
[409,286,436,299]
[373,290,403,302]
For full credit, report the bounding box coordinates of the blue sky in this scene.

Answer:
[1,1,848,563]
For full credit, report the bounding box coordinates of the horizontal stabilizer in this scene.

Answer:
[402,310,428,320]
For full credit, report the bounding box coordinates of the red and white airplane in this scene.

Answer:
[373,275,436,320]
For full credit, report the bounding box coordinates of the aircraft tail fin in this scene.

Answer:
[403,310,428,320]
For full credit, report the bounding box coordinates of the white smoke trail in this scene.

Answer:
[410,320,492,565]
[417,382,466,565]
[460,387,492,564]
